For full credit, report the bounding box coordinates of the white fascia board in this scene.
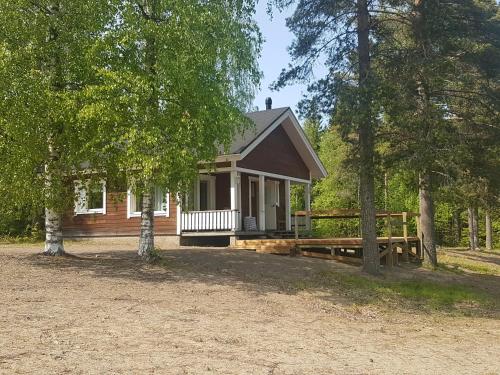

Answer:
[235,167,311,184]
[240,111,292,159]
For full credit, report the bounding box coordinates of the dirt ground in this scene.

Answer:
[1,240,499,375]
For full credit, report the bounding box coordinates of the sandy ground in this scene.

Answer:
[1,240,499,375]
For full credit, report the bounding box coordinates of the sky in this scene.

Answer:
[251,2,305,113]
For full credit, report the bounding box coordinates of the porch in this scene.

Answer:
[178,168,312,237]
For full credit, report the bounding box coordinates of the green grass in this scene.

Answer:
[300,271,494,314]
[0,235,43,244]
[439,252,500,276]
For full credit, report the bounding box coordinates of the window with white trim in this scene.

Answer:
[127,186,170,218]
[74,180,106,215]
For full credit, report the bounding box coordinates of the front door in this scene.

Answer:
[265,180,279,230]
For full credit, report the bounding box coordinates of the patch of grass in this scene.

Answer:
[0,235,43,244]
[439,253,500,276]
[307,271,494,313]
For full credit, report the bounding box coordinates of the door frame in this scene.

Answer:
[265,180,280,231]
[248,176,259,218]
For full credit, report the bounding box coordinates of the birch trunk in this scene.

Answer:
[357,0,379,275]
[44,2,64,256]
[485,211,493,250]
[137,0,158,261]
[419,174,437,267]
[138,191,155,259]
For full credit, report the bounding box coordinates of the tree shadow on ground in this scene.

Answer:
[24,247,500,317]
[443,249,500,266]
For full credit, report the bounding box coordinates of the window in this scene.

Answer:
[74,180,106,215]
[199,181,209,211]
[127,186,170,218]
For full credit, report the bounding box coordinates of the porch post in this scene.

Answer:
[230,170,240,231]
[258,175,266,231]
[305,183,311,231]
[285,179,291,231]
[230,170,237,211]
[176,193,182,235]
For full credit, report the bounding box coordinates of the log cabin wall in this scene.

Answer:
[63,192,177,237]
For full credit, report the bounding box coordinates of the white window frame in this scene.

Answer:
[74,180,106,215]
[127,187,170,219]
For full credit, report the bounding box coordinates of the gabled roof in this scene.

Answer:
[220,107,327,180]
[228,107,289,154]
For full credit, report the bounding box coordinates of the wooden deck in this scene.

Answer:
[233,236,421,266]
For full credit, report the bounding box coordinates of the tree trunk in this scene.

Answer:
[44,208,64,255]
[473,207,480,250]
[357,0,379,275]
[419,174,437,267]
[485,210,493,250]
[468,207,474,250]
[138,190,155,259]
[452,209,462,246]
[44,141,64,256]
[44,2,64,256]
[467,206,480,251]
[137,0,159,261]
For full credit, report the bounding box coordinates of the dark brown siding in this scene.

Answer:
[237,124,310,180]
[215,173,230,210]
[63,192,177,237]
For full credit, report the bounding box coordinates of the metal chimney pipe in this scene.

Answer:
[265,97,272,110]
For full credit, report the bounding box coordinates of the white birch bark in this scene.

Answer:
[138,190,155,259]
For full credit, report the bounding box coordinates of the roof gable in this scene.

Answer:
[228,107,289,154]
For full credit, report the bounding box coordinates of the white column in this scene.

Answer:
[230,170,239,231]
[305,183,311,231]
[285,179,291,231]
[176,193,182,235]
[258,175,266,231]
[230,170,237,211]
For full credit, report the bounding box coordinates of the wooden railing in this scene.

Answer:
[181,210,240,232]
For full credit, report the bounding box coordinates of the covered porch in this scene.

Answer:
[178,166,312,237]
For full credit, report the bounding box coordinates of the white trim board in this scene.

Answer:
[236,167,311,184]
[239,109,327,179]
[197,167,311,184]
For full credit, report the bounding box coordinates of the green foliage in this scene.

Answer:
[0,1,119,213]
[84,0,262,196]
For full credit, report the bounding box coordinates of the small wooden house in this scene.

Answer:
[63,104,327,245]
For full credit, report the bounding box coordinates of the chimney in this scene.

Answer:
[265,97,272,110]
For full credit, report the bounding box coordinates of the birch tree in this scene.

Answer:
[92,0,261,260]
[0,1,117,255]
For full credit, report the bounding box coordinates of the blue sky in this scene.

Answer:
[252,2,305,113]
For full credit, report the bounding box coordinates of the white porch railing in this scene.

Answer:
[181,210,240,232]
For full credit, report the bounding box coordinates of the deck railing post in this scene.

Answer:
[386,213,393,268]
[416,214,423,260]
[402,212,409,262]
[295,212,299,240]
